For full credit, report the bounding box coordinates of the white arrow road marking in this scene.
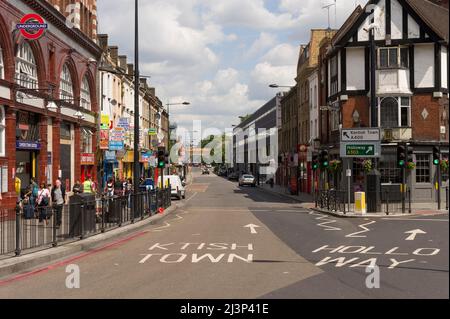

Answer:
[345,221,376,238]
[244,224,260,234]
[405,229,427,241]
[309,212,342,231]
[152,221,171,232]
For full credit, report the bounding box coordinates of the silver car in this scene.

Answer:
[239,174,256,187]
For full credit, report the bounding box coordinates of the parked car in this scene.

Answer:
[158,175,186,199]
[228,172,239,181]
[239,174,256,187]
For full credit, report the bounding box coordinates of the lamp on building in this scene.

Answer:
[352,110,360,126]
[46,101,58,110]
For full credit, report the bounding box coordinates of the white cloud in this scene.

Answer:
[245,32,277,58]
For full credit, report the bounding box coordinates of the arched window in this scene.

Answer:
[0,45,4,79]
[15,41,38,89]
[60,63,74,100]
[380,97,399,128]
[80,75,91,110]
[0,106,5,157]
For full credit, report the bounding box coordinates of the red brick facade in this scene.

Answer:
[0,0,101,209]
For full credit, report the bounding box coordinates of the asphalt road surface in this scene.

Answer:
[0,170,448,299]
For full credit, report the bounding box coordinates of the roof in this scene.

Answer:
[407,0,449,43]
[236,96,278,130]
[331,5,363,47]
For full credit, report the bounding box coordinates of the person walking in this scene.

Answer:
[29,178,39,207]
[51,179,66,228]
[37,182,51,224]
[72,180,82,194]
[82,175,95,194]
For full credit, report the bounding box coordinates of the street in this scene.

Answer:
[0,169,448,299]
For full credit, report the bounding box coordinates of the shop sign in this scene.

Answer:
[148,128,157,136]
[16,14,48,40]
[81,153,95,165]
[110,128,125,141]
[109,140,124,151]
[117,117,130,129]
[16,141,41,150]
[105,151,116,162]
[100,129,109,150]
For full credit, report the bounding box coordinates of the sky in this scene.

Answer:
[97,0,368,136]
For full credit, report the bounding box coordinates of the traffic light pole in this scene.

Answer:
[437,148,441,210]
[401,166,406,214]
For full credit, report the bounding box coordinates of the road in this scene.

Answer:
[0,170,448,299]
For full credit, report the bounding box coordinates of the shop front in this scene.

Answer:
[15,111,40,195]
[80,153,95,182]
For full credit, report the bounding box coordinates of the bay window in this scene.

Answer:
[378,47,409,69]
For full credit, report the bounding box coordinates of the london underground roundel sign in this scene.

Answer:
[16,14,48,40]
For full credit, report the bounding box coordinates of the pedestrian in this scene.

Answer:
[105,178,114,198]
[82,175,95,194]
[37,182,51,224]
[29,177,39,207]
[51,178,66,228]
[72,180,82,194]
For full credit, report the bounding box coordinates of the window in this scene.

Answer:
[0,46,4,79]
[81,76,91,110]
[0,106,5,157]
[380,97,398,128]
[60,64,74,100]
[81,128,93,153]
[378,47,409,69]
[330,55,338,95]
[379,97,410,128]
[380,153,401,183]
[15,41,38,89]
[416,154,431,183]
[60,122,71,140]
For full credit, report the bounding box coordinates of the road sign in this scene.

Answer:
[341,128,380,142]
[340,143,381,158]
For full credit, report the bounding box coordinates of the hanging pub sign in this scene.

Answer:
[99,129,109,150]
[117,118,130,130]
[100,114,110,130]
[16,14,48,40]
[80,153,95,166]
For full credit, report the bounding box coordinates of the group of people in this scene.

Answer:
[16,177,67,226]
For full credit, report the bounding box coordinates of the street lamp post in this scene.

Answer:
[133,0,140,223]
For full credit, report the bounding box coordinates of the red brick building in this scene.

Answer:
[0,0,101,209]
[318,0,449,202]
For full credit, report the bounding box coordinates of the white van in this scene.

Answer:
[158,175,186,200]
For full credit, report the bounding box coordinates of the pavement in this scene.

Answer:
[0,169,448,299]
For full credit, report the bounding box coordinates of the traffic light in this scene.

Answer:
[433,146,440,166]
[406,145,414,163]
[320,150,329,168]
[157,147,165,168]
[397,145,406,167]
[312,153,319,171]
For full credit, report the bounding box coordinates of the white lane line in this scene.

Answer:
[345,221,376,238]
[382,218,448,222]
[309,212,342,231]
[186,192,198,202]
[152,221,171,232]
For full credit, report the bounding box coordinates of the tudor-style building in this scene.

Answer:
[0,0,101,209]
[319,0,448,202]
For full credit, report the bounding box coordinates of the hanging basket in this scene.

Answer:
[406,161,416,170]
[362,159,372,173]
[328,160,342,172]
[441,159,449,172]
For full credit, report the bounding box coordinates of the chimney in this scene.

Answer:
[127,63,134,76]
[140,78,147,89]
[98,34,109,52]
[149,88,156,96]
[108,46,119,65]
[118,55,127,72]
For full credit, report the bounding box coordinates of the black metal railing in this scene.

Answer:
[0,188,172,259]
[315,189,413,215]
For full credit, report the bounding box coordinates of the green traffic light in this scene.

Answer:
[323,161,329,168]
[433,159,440,165]
[158,161,165,168]
[399,160,405,167]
